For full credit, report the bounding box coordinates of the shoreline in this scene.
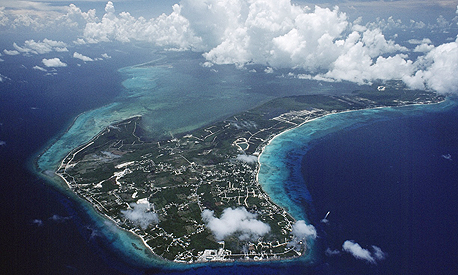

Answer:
[33,56,169,176]
[34,92,448,267]
[49,117,299,267]
[34,102,119,174]
[255,98,448,220]
[49,117,310,266]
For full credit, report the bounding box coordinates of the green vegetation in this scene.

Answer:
[55,84,443,263]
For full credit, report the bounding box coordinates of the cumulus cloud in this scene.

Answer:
[342,240,386,264]
[414,43,435,53]
[60,3,97,28]
[409,38,434,53]
[0,2,97,31]
[2,1,458,94]
[33,65,47,72]
[3,49,19,55]
[82,1,201,48]
[264,67,274,74]
[292,220,317,239]
[288,220,317,250]
[31,219,44,227]
[342,240,375,263]
[0,7,8,26]
[403,36,458,93]
[202,207,270,241]
[12,39,68,55]
[42,58,67,67]
[200,61,213,67]
[74,38,87,45]
[236,154,258,164]
[121,201,159,230]
[73,52,94,62]
[75,1,458,93]
[200,3,351,69]
[408,38,432,45]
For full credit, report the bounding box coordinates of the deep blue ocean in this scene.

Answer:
[257,98,458,275]
[1,41,458,274]
[301,101,458,274]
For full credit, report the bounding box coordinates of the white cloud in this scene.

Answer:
[60,3,97,28]
[236,154,258,164]
[42,57,67,67]
[414,43,435,53]
[342,240,386,264]
[409,38,435,53]
[104,1,115,14]
[73,52,94,62]
[410,20,427,29]
[82,1,201,48]
[74,38,87,45]
[201,3,350,69]
[2,1,458,94]
[33,65,47,71]
[0,6,9,26]
[342,240,375,264]
[292,220,317,240]
[296,73,312,80]
[121,202,159,230]
[264,67,274,74]
[87,1,458,93]
[372,245,387,261]
[403,36,458,93]
[200,61,213,67]
[31,219,44,227]
[101,53,111,59]
[11,39,68,55]
[0,2,97,31]
[288,220,317,250]
[408,38,433,45]
[3,49,19,55]
[202,207,270,241]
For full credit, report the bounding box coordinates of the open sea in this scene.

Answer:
[259,98,458,274]
[1,44,458,274]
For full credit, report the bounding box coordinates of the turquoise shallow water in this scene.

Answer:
[35,55,349,268]
[37,52,454,271]
[257,98,458,273]
[37,59,273,174]
[37,52,356,174]
[258,99,457,221]
[35,59,273,267]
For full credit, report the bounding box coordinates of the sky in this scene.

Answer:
[0,0,457,90]
[1,0,458,94]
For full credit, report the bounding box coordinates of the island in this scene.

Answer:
[54,82,444,263]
